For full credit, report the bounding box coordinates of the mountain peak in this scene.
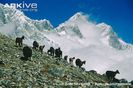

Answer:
[72,12,83,17]
[68,12,88,22]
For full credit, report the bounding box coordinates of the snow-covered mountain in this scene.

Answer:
[0,4,133,81]
[0,4,57,49]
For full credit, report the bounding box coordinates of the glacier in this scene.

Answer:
[0,4,133,81]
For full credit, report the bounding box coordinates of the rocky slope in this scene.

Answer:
[0,33,106,87]
[1,34,133,88]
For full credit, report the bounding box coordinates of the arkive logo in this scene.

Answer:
[4,1,38,12]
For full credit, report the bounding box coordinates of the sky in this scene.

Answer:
[1,0,133,44]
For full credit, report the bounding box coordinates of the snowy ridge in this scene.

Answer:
[56,12,128,50]
[0,4,53,32]
[0,4,133,81]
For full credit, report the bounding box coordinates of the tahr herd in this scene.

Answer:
[0,35,121,83]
